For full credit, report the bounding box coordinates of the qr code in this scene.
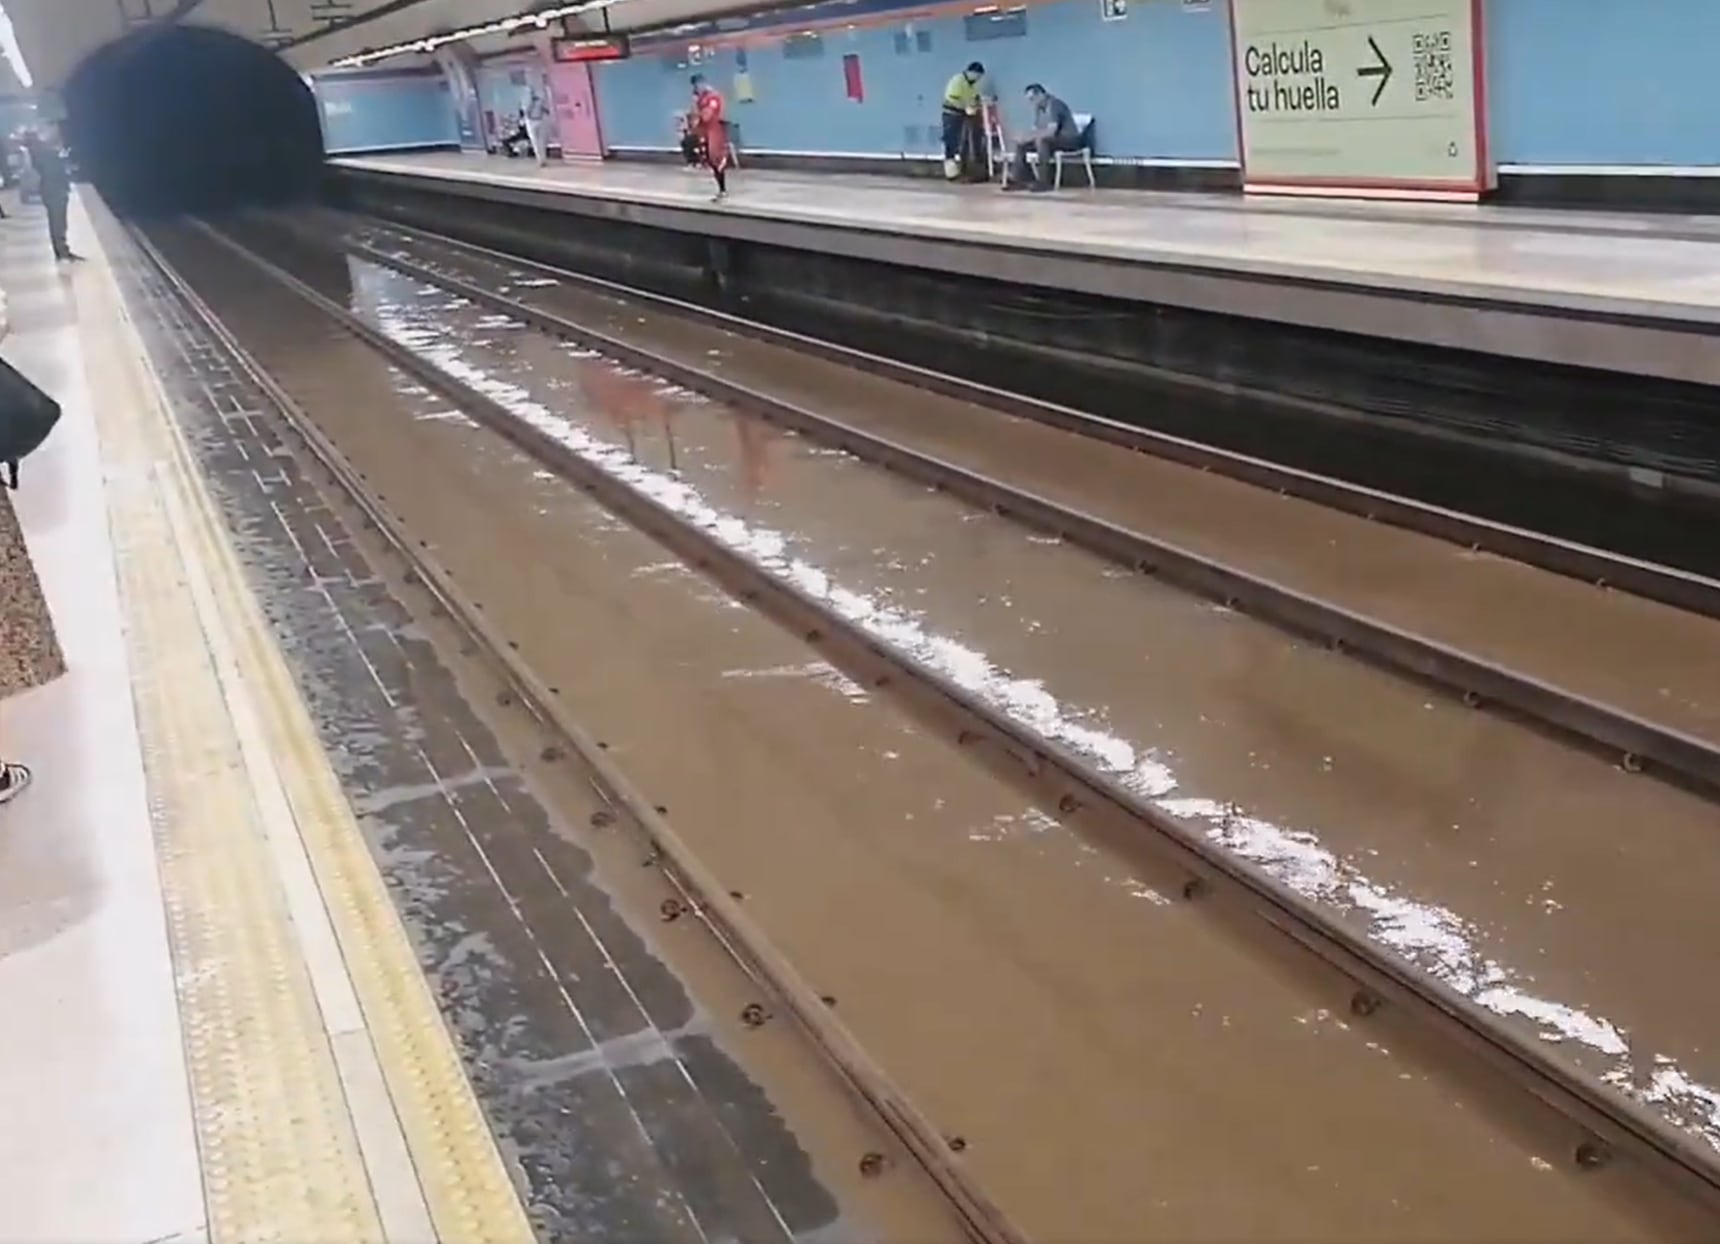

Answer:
[1413,30,1455,101]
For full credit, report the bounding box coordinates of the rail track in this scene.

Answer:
[155,212,1720,1229]
[295,210,1720,801]
[339,212,1720,615]
[131,221,1026,1244]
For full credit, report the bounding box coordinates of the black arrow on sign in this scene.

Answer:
[1356,35,1393,106]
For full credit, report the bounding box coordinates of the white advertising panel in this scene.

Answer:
[1231,0,1490,198]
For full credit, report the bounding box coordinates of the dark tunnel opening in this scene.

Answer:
[63,24,326,218]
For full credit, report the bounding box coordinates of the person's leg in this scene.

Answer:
[710,158,728,198]
[45,189,70,258]
[527,119,547,165]
[1006,140,1033,189]
[941,111,964,179]
[1030,138,1055,189]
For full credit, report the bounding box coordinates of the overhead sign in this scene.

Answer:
[550,35,630,64]
[1231,0,1489,198]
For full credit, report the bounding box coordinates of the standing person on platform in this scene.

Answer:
[22,128,78,263]
[690,75,732,202]
[940,61,986,183]
[1004,83,1081,193]
[523,89,551,167]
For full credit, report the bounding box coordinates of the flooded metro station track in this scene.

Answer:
[102,214,962,1244]
[125,207,1720,1239]
[334,212,1720,623]
[304,211,1720,802]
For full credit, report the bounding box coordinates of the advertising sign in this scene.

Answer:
[1230,0,1489,198]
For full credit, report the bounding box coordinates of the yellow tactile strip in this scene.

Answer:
[85,281,386,1241]
[81,204,536,1244]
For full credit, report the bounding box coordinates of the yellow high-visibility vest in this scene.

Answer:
[943,71,980,114]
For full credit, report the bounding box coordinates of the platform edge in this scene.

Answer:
[83,197,537,1244]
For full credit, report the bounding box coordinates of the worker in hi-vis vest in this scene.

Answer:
[940,61,986,182]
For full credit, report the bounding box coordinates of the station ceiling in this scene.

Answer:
[3,0,756,88]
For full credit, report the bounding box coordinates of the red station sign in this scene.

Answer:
[550,34,630,63]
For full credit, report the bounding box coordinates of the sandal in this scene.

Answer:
[0,761,31,805]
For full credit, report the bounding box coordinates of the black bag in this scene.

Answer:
[0,354,61,489]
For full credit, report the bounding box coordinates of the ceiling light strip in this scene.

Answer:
[328,1,617,69]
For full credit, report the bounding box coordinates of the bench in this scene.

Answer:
[1053,113,1096,189]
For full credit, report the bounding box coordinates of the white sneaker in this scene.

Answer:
[0,761,31,805]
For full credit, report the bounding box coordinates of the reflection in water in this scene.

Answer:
[353,260,1720,1155]
[721,661,870,703]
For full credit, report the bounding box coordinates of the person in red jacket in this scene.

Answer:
[690,75,731,201]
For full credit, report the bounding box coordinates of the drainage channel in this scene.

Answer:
[299,213,1720,804]
[197,215,1720,1226]
[133,222,1027,1244]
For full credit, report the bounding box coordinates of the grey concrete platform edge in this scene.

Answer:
[333,159,1720,389]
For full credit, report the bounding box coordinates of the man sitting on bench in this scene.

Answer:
[1004,83,1081,194]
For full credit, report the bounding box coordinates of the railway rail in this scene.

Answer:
[301,211,1720,800]
[164,212,1720,1229]
[131,221,1023,1244]
[342,211,1720,621]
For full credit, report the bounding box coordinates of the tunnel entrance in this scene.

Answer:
[63,24,325,218]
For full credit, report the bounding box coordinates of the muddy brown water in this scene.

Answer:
[314,233,1720,1166]
[160,220,1716,1241]
[354,214,1720,752]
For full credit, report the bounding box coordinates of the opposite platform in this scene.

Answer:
[335,152,1720,388]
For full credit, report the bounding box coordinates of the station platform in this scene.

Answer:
[334,152,1720,389]
[0,196,539,1241]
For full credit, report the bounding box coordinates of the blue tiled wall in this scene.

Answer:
[328,0,1720,171]
[313,73,459,154]
[591,0,1720,170]
[1486,0,1720,166]
[594,0,1238,162]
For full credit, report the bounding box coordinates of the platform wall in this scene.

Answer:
[322,0,1720,172]
[1486,0,1720,167]
[594,0,1236,163]
[311,70,460,155]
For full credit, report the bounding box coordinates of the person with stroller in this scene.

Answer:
[689,75,733,201]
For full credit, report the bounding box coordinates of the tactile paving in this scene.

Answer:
[85,206,536,1244]
[87,281,385,1243]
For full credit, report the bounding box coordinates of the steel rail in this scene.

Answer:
[200,216,1720,1223]
[345,210,1720,622]
[139,221,1027,1244]
[315,219,1720,801]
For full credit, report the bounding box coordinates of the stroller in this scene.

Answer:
[675,113,740,171]
[493,113,534,158]
[676,111,706,168]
